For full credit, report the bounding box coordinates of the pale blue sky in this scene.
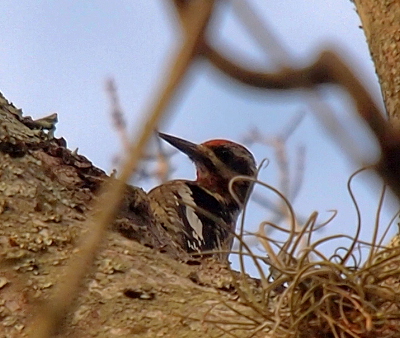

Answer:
[0,1,395,268]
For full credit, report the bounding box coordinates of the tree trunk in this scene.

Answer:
[354,0,400,126]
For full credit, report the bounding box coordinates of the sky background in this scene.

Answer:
[0,1,396,271]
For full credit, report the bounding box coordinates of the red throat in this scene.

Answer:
[195,167,227,193]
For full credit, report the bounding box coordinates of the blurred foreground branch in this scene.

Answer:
[28,1,216,337]
[172,1,400,203]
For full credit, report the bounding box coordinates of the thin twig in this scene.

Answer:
[106,77,130,152]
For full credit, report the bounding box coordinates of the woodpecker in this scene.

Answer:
[148,132,257,260]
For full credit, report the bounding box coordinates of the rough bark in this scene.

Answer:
[0,94,264,337]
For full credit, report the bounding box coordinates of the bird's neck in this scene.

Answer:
[196,174,251,207]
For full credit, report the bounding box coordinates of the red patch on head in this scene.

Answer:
[202,139,237,147]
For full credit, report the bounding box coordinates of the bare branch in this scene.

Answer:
[106,78,130,152]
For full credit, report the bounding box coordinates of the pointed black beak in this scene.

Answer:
[158,132,205,162]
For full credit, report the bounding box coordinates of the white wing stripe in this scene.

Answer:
[178,188,204,242]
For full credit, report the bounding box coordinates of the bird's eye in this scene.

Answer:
[212,147,254,176]
[212,147,233,165]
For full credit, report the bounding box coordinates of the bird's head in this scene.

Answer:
[158,132,256,204]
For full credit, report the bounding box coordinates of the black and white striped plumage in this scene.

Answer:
[148,133,256,260]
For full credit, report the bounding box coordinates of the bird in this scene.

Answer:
[148,132,257,260]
